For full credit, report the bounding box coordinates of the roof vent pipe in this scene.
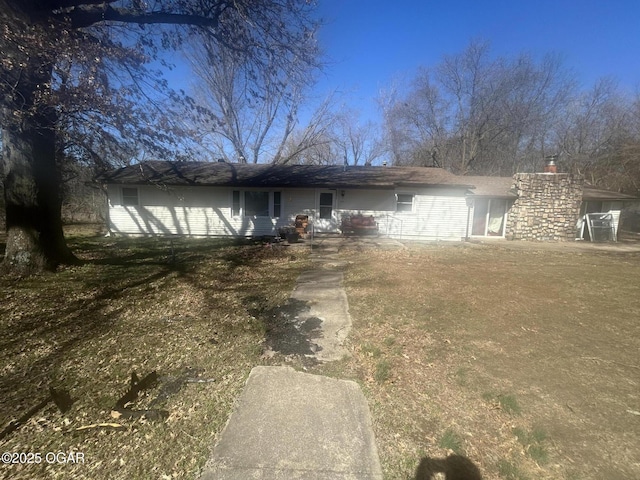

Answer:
[544,155,558,173]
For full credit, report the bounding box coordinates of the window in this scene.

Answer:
[232,190,282,217]
[487,200,506,236]
[396,193,414,212]
[472,199,489,235]
[244,191,270,217]
[273,192,282,218]
[122,187,139,206]
[581,201,603,215]
[319,192,333,219]
[232,190,241,216]
[472,199,507,236]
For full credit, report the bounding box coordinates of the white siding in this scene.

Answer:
[383,192,467,240]
[108,185,235,236]
[336,188,468,240]
[338,189,394,212]
[107,184,469,240]
[281,189,316,224]
[108,185,320,237]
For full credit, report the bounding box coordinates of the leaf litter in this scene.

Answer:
[0,231,311,479]
[318,243,640,480]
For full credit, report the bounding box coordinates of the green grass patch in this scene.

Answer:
[514,426,547,444]
[497,459,530,480]
[374,359,392,383]
[383,336,396,347]
[454,367,469,386]
[499,394,522,415]
[484,392,522,415]
[438,428,464,454]
[514,426,550,465]
[481,391,495,401]
[528,444,549,465]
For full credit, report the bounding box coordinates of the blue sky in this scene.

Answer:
[312,0,640,123]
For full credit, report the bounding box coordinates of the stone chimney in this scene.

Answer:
[543,155,558,173]
[505,171,584,241]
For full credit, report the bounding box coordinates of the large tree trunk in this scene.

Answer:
[1,28,78,273]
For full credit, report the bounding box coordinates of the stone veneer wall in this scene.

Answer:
[505,173,583,241]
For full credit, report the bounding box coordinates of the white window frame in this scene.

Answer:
[273,191,282,218]
[121,187,139,206]
[230,190,283,218]
[395,192,415,213]
[471,198,508,237]
[231,190,241,217]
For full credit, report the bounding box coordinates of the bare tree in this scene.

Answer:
[381,70,451,167]
[553,81,640,192]
[0,0,319,272]
[274,93,341,165]
[333,111,387,165]
[188,27,320,164]
[383,40,574,174]
[555,78,629,177]
[275,101,388,166]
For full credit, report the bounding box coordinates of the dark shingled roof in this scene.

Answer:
[582,187,637,201]
[463,176,637,201]
[462,176,517,198]
[99,161,638,201]
[99,161,475,189]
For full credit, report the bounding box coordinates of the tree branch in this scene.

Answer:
[57,5,220,29]
[53,0,120,9]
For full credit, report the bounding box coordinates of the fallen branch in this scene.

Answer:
[111,370,213,423]
[149,373,215,409]
[184,378,217,384]
[73,423,126,432]
[111,408,169,422]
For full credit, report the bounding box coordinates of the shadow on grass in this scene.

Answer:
[0,266,181,411]
[74,236,280,269]
[0,233,306,431]
[0,240,206,411]
[414,454,483,480]
[77,236,231,265]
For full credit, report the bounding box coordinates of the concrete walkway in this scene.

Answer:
[290,269,351,362]
[200,236,383,479]
[200,367,382,479]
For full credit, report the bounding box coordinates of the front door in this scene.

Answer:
[314,190,338,233]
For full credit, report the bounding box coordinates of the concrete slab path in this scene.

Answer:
[200,237,383,479]
[200,367,383,480]
[290,269,351,362]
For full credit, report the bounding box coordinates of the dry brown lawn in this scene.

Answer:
[0,227,310,480]
[2,230,639,480]
[329,242,640,480]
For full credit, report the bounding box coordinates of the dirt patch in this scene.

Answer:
[325,243,640,480]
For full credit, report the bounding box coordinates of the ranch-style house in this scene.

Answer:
[100,161,636,242]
